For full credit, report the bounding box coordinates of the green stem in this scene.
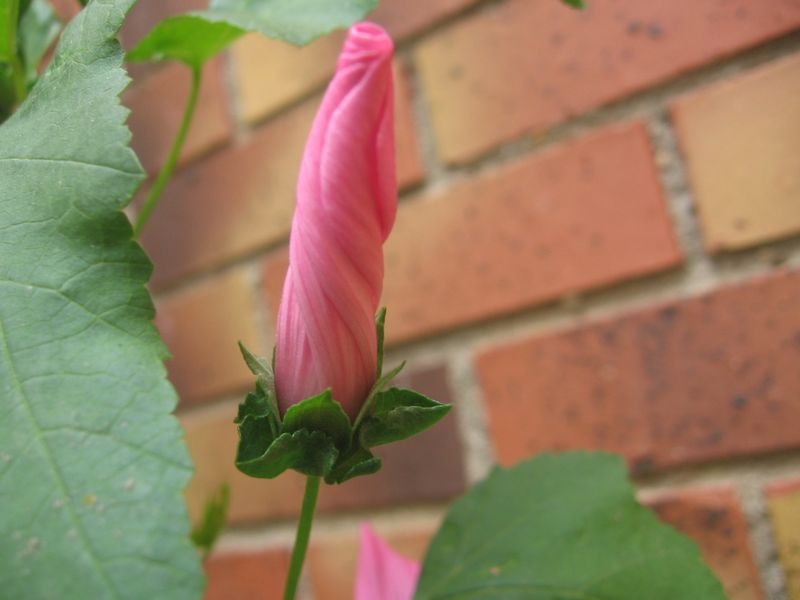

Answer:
[133,65,202,237]
[283,476,321,600]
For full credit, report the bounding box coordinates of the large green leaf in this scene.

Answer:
[0,0,203,597]
[127,0,378,67]
[415,453,726,600]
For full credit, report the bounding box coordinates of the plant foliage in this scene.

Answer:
[0,0,202,596]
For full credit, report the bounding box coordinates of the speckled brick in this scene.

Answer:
[141,64,423,289]
[124,56,233,174]
[204,548,289,600]
[477,270,800,471]
[766,479,800,598]
[414,0,800,164]
[308,525,433,600]
[262,121,681,345]
[183,366,466,524]
[672,53,800,252]
[155,268,265,407]
[647,487,763,599]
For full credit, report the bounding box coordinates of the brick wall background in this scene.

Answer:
[118,1,800,598]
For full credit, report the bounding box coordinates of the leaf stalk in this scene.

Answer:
[133,64,201,236]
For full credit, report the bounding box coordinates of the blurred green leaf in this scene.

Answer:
[126,15,242,69]
[128,0,379,67]
[416,453,726,600]
[19,0,61,82]
[562,0,586,8]
[191,483,231,559]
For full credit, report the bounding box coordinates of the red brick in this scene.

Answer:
[477,271,800,471]
[155,268,265,407]
[414,0,800,164]
[141,66,423,289]
[204,547,289,600]
[646,487,763,599]
[766,478,800,598]
[124,56,233,175]
[49,0,80,22]
[308,525,432,600]
[261,121,681,344]
[183,366,465,524]
[672,53,800,252]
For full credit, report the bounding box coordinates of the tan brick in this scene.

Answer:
[308,525,432,600]
[142,65,423,289]
[183,366,465,524]
[124,56,233,174]
[766,478,800,598]
[262,121,681,344]
[672,53,800,252]
[414,0,800,164]
[647,487,763,600]
[204,547,289,600]
[231,32,342,126]
[232,0,479,125]
[477,271,800,471]
[155,268,265,407]
[368,0,480,41]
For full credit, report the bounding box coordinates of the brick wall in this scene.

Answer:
[121,1,800,598]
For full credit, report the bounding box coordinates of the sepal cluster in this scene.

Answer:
[234,310,451,483]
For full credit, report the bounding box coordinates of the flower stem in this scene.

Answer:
[133,64,202,237]
[283,475,321,600]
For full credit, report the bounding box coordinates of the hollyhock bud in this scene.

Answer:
[274,22,396,420]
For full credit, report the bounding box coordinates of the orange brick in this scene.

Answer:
[414,0,800,164]
[647,487,763,599]
[308,525,432,600]
[183,366,465,524]
[142,66,423,289]
[672,53,800,252]
[124,56,233,174]
[155,268,265,407]
[262,121,680,344]
[204,547,289,600]
[477,271,800,471]
[766,478,800,598]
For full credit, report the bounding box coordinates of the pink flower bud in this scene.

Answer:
[274,23,396,419]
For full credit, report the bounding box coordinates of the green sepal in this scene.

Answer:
[561,0,586,8]
[236,426,339,479]
[375,306,386,377]
[283,389,351,451]
[235,342,280,438]
[359,387,452,447]
[325,445,382,484]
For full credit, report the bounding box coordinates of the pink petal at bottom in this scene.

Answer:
[354,523,421,600]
